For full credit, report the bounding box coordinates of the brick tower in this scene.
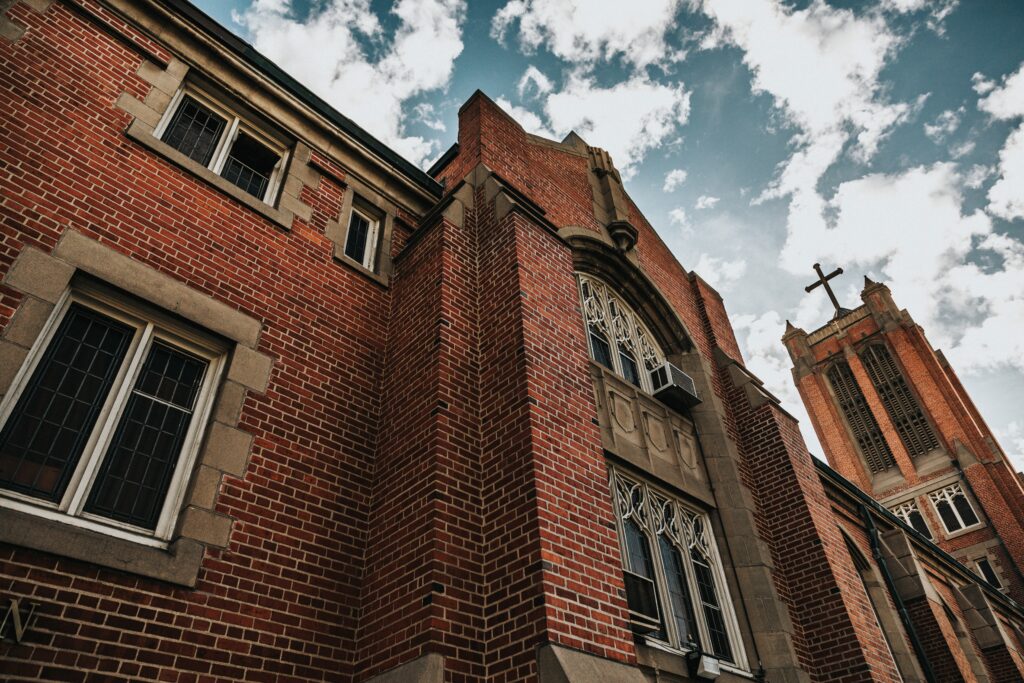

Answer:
[783,271,1024,604]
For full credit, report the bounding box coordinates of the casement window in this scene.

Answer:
[342,202,381,271]
[827,361,897,474]
[577,273,664,392]
[0,286,225,544]
[927,483,981,535]
[890,500,933,540]
[975,557,1002,589]
[156,88,288,204]
[859,344,938,457]
[609,465,746,668]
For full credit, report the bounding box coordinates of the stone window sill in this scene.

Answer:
[0,507,204,586]
[125,120,295,231]
[333,251,389,287]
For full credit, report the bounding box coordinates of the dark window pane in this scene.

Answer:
[952,493,979,527]
[624,519,665,639]
[221,132,278,199]
[161,96,226,166]
[0,305,133,501]
[936,499,961,532]
[659,535,696,646]
[344,212,371,263]
[589,325,613,369]
[976,559,1001,588]
[691,550,733,662]
[84,342,207,529]
[619,347,641,387]
[908,510,932,539]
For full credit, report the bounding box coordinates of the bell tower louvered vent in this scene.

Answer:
[859,344,938,457]
[827,361,896,474]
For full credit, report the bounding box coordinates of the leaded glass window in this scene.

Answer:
[0,290,224,540]
[610,466,745,666]
[889,500,932,540]
[157,88,287,204]
[859,344,938,457]
[928,483,980,534]
[827,361,896,474]
[578,274,664,391]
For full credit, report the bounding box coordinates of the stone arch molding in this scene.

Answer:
[559,226,694,359]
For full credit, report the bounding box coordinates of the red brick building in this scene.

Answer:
[0,1,1022,682]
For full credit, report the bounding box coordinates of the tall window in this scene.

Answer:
[0,289,224,540]
[610,466,745,666]
[859,345,938,457]
[890,500,932,540]
[342,203,381,270]
[827,361,896,474]
[927,484,980,535]
[157,88,288,204]
[578,274,664,392]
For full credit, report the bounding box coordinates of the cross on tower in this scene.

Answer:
[805,263,852,318]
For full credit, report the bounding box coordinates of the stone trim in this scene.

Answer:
[0,0,50,42]
[116,57,317,231]
[363,653,444,683]
[0,232,272,586]
[325,172,398,287]
[536,643,646,683]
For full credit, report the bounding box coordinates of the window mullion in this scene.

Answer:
[644,485,680,647]
[678,526,712,653]
[65,323,155,516]
[210,117,240,173]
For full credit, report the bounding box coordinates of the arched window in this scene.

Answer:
[859,344,938,457]
[577,273,664,392]
[827,361,897,474]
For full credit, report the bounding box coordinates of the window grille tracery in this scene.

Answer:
[889,500,932,539]
[859,344,938,457]
[577,274,664,391]
[827,361,896,474]
[610,467,742,664]
[928,483,980,534]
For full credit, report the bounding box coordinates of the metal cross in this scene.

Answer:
[804,263,849,316]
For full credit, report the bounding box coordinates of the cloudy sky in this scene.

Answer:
[195,0,1024,469]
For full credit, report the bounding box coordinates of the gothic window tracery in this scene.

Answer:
[577,274,664,392]
[827,361,897,474]
[859,344,938,457]
[610,466,743,665]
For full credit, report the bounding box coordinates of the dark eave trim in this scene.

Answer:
[158,0,443,197]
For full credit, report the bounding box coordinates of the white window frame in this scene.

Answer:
[927,483,982,535]
[974,557,1003,589]
[0,284,226,547]
[345,204,381,270]
[609,465,748,671]
[577,273,665,392]
[154,86,289,205]
[890,499,931,538]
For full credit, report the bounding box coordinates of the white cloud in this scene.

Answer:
[999,421,1024,469]
[498,74,690,179]
[414,103,446,132]
[977,63,1024,222]
[924,107,964,142]
[235,0,465,166]
[972,72,996,96]
[694,254,747,289]
[669,207,690,229]
[491,0,686,70]
[517,65,553,99]
[964,164,992,189]
[977,62,1024,120]
[663,169,688,192]
[880,0,959,34]
[695,195,720,210]
[987,125,1024,221]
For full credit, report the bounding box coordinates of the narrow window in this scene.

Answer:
[343,206,380,270]
[221,132,281,200]
[860,345,938,457]
[162,95,226,166]
[828,361,896,473]
[975,558,1002,589]
[659,535,697,646]
[588,325,613,370]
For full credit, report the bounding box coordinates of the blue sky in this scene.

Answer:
[195,0,1024,468]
